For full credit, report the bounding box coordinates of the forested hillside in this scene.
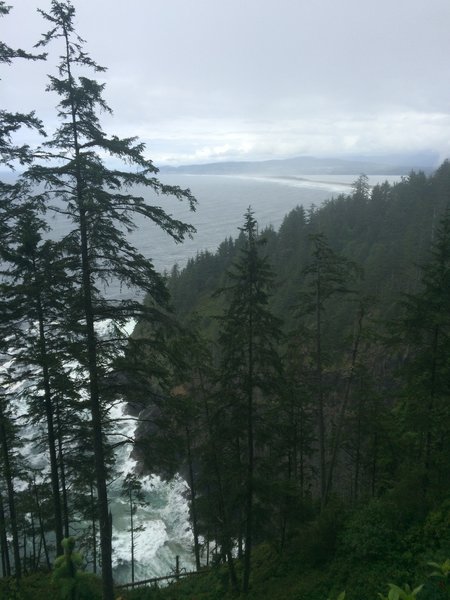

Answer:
[128,163,450,598]
[168,163,450,329]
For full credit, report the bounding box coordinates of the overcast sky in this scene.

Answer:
[2,0,450,166]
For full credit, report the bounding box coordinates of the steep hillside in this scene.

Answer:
[168,162,450,332]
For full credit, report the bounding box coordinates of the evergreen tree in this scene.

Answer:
[299,233,359,505]
[280,325,316,544]
[121,473,144,585]
[397,209,450,492]
[0,202,76,557]
[0,1,45,168]
[216,207,283,593]
[21,3,196,596]
[0,4,48,577]
[0,390,22,578]
[352,174,370,202]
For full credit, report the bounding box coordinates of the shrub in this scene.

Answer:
[339,499,400,561]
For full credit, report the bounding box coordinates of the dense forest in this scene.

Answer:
[1,1,450,600]
[129,164,450,599]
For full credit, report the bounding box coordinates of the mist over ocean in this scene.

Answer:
[92,173,400,298]
[129,174,352,271]
[2,172,401,293]
[16,172,399,299]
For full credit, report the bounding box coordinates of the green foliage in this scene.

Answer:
[423,500,450,554]
[339,499,401,561]
[393,209,450,489]
[0,577,25,600]
[153,166,450,600]
[0,573,57,600]
[0,2,45,168]
[52,537,102,600]
[53,537,82,580]
[294,503,346,567]
[378,583,424,600]
[328,593,346,600]
[169,164,450,333]
[3,3,450,592]
[428,559,450,580]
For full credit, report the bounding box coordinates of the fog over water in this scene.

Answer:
[89,173,400,299]
[6,172,399,298]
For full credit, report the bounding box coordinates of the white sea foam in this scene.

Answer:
[1,320,195,584]
[108,399,195,583]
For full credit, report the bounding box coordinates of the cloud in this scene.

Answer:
[2,0,450,165]
[129,111,450,165]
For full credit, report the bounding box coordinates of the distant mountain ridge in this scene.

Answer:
[160,152,440,176]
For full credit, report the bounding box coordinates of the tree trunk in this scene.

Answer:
[424,324,439,486]
[34,275,64,555]
[0,494,11,576]
[0,402,21,578]
[243,305,254,594]
[323,305,363,504]
[129,491,134,584]
[56,402,70,538]
[185,426,201,571]
[62,20,114,597]
[90,481,97,574]
[353,399,362,502]
[30,512,36,571]
[23,533,27,575]
[80,232,114,598]
[33,482,51,570]
[371,433,378,497]
[315,276,326,507]
[199,373,239,593]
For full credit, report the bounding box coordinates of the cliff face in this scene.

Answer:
[130,402,162,474]
[131,401,193,483]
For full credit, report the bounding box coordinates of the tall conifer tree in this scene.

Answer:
[216,208,282,593]
[300,233,358,505]
[0,1,46,579]
[23,3,196,597]
[399,209,450,489]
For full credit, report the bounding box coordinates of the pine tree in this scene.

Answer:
[280,325,316,545]
[216,207,283,593]
[120,473,145,585]
[0,4,47,578]
[0,201,76,557]
[21,3,197,596]
[0,392,22,578]
[0,1,45,168]
[299,233,359,505]
[398,209,450,491]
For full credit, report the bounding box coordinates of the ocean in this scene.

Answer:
[92,173,400,298]
[2,171,400,295]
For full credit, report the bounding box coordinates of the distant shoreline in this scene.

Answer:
[209,173,356,191]
[262,174,354,187]
[162,171,354,187]
[173,172,402,190]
